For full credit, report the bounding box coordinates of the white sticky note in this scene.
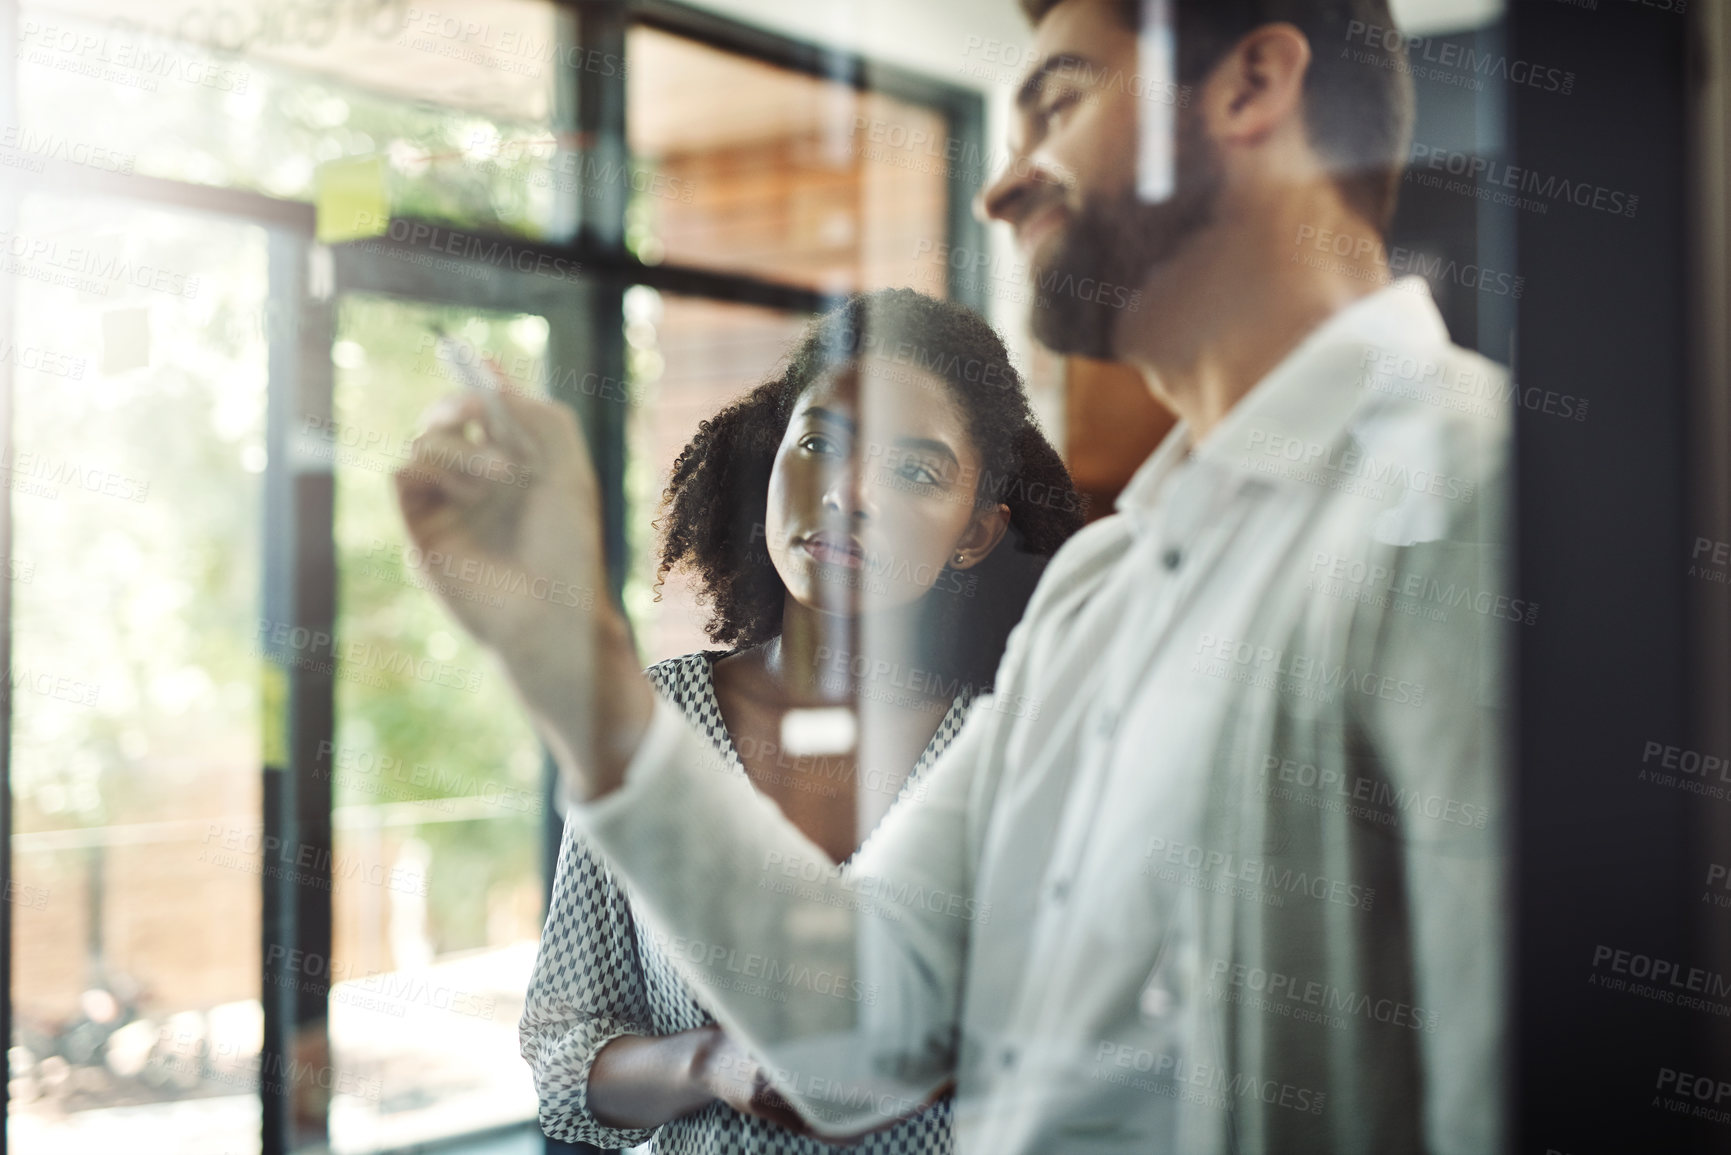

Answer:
[781,707,858,756]
[101,307,150,374]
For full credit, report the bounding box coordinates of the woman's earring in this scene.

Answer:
[954,553,967,567]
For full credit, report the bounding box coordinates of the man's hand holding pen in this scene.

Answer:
[394,383,653,797]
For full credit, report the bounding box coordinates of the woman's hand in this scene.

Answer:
[393,387,652,796]
[692,1025,849,1141]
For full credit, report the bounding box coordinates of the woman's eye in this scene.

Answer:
[897,461,942,486]
[798,433,840,455]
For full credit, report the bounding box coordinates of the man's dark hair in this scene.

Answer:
[1020,0,1415,232]
[657,288,1085,694]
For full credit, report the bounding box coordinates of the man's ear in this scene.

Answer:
[952,503,1012,569]
[1198,22,1311,149]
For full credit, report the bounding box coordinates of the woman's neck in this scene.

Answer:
[765,594,934,707]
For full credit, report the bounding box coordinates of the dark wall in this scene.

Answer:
[1508,2,1708,1152]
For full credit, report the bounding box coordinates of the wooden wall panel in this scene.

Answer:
[1063,356,1176,523]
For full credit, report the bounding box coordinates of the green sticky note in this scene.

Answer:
[315,155,389,243]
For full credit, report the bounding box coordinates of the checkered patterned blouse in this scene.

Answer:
[521,650,973,1154]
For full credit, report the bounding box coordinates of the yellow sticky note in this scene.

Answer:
[261,656,289,769]
[315,155,389,244]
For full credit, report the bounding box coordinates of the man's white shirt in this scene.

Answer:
[573,278,1509,1155]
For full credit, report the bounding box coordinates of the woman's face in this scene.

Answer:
[764,355,1010,618]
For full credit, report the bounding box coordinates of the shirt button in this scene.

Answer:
[1098,709,1118,740]
[1050,878,1071,904]
[999,1047,1018,1070]
[1140,984,1174,1019]
[1161,547,1183,571]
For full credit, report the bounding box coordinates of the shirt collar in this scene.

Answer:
[1115,277,1450,516]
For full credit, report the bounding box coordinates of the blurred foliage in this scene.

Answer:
[18,6,559,235]
[331,296,548,953]
[4,11,674,1149]
[9,205,550,965]
[7,197,276,1030]
[5,0,709,969]
[10,224,558,969]
[10,197,271,833]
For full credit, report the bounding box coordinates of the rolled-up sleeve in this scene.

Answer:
[569,681,1002,1139]
[520,814,658,1150]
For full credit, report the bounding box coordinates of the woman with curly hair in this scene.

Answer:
[521,288,1084,1155]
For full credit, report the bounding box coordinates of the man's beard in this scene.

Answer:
[1028,117,1222,359]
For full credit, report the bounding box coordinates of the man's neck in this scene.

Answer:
[1116,199,1391,444]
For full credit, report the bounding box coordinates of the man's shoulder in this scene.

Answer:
[1353,340,1512,452]
[1032,513,1136,590]
[985,516,1131,648]
[1348,339,1512,508]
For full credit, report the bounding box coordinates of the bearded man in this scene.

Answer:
[397,2,1509,1151]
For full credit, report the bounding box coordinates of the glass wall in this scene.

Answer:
[11,0,1729,1152]
[4,2,984,1152]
